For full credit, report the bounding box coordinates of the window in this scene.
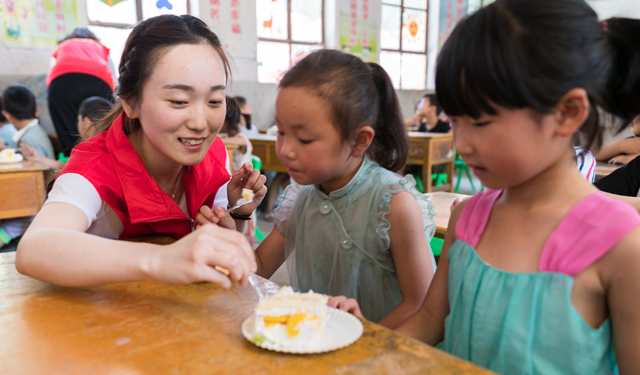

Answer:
[467,0,495,14]
[256,0,324,83]
[86,0,196,75]
[380,0,428,90]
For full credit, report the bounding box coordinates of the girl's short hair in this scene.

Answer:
[90,15,231,140]
[279,49,408,172]
[436,0,640,151]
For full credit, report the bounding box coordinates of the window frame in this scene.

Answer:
[380,0,429,90]
[86,0,193,29]
[257,0,325,70]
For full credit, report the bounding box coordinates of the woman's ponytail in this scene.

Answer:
[366,63,408,172]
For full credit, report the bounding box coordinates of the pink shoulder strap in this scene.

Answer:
[455,189,503,248]
[540,192,640,276]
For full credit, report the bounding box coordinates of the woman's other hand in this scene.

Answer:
[227,162,267,216]
[195,205,236,230]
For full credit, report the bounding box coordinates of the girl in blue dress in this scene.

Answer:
[389,1,640,374]
[254,50,437,328]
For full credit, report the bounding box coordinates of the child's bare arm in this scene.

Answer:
[605,227,640,374]
[395,199,466,345]
[255,226,287,279]
[376,191,435,329]
[595,138,640,161]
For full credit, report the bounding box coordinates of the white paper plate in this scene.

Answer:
[0,154,23,163]
[242,307,363,354]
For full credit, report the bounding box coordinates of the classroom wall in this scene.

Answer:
[0,0,637,137]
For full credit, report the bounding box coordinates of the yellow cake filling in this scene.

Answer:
[263,313,319,337]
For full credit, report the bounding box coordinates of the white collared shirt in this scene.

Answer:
[12,119,39,144]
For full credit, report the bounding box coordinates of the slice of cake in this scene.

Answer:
[253,286,328,348]
[242,188,254,202]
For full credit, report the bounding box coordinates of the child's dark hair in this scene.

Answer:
[91,15,231,137]
[422,93,443,116]
[279,49,408,172]
[224,96,241,136]
[79,96,114,122]
[1,84,37,120]
[436,0,640,151]
[234,96,252,129]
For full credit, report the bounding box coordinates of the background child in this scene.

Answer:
[1,84,54,160]
[595,115,640,165]
[16,15,261,290]
[391,2,640,374]
[251,50,437,328]
[22,96,114,169]
[0,94,17,147]
[234,96,258,136]
[220,96,252,172]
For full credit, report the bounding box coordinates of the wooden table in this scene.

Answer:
[0,161,49,219]
[595,161,622,181]
[425,192,471,239]
[0,252,491,374]
[250,133,454,193]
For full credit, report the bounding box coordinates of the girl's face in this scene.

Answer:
[125,43,227,167]
[452,106,571,189]
[275,87,358,191]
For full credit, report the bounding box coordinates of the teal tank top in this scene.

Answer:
[439,189,640,374]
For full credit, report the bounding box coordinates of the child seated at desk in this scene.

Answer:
[1,84,54,160]
[404,93,451,133]
[595,115,640,165]
[220,96,252,172]
[22,96,113,170]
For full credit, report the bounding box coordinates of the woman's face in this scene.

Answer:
[125,43,227,167]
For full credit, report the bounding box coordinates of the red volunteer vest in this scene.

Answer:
[47,38,116,89]
[60,113,230,240]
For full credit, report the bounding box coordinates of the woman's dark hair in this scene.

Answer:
[89,15,232,140]
[279,49,408,172]
[435,0,640,151]
[60,28,99,43]
[224,96,241,136]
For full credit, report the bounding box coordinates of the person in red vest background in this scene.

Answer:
[17,15,265,289]
[47,28,116,157]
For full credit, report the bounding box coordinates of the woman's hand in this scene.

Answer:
[195,205,236,230]
[227,162,267,216]
[21,143,44,163]
[327,295,364,319]
[147,223,257,288]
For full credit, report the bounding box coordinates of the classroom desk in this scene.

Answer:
[595,162,622,181]
[0,252,491,374]
[0,161,49,220]
[425,192,471,239]
[249,133,455,193]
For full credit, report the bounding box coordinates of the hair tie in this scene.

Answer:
[602,20,608,33]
